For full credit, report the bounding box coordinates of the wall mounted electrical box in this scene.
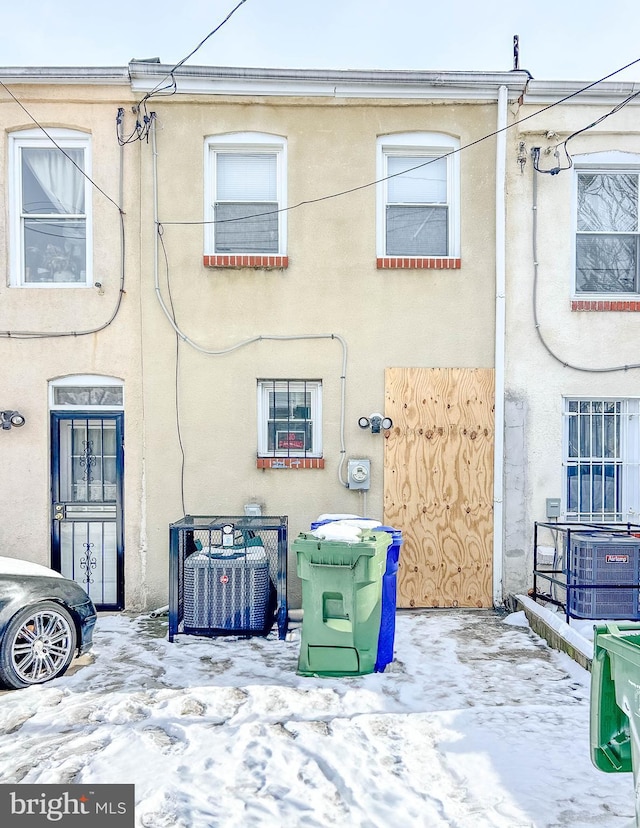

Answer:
[546,498,561,519]
[347,459,371,490]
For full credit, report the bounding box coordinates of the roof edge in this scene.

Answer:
[0,66,131,84]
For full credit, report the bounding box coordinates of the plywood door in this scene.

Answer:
[384,368,494,608]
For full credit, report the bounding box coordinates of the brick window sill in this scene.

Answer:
[571,299,640,312]
[377,257,461,270]
[257,457,324,469]
[204,255,288,269]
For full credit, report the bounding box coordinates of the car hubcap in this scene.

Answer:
[11,609,74,684]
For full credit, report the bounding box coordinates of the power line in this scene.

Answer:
[121,0,250,144]
[0,82,127,338]
[0,78,123,213]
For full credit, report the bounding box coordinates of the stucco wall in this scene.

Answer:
[138,94,500,608]
[504,99,640,594]
[0,82,149,607]
[1,75,512,611]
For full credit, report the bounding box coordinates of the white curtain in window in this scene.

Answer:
[217,153,276,201]
[22,148,84,215]
[387,156,447,204]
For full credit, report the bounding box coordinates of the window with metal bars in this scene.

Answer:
[564,398,640,521]
[257,380,322,458]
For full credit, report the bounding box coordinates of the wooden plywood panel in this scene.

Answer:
[384,367,494,608]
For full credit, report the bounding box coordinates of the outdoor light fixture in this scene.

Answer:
[1,410,26,430]
[358,413,393,434]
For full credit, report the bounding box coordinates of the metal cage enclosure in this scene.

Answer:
[169,515,288,641]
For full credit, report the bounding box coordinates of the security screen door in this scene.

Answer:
[51,412,124,610]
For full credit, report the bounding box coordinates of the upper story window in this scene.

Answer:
[575,153,640,295]
[205,133,287,256]
[377,133,460,262]
[9,129,92,287]
[257,380,322,458]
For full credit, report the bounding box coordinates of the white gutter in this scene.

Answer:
[493,84,508,606]
[129,61,533,100]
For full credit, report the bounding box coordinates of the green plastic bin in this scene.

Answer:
[591,622,640,824]
[294,530,391,676]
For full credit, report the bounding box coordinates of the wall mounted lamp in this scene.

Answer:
[358,413,393,434]
[1,410,26,430]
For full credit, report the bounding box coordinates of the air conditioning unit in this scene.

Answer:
[569,533,640,620]
[184,549,270,634]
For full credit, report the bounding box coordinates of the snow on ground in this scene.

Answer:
[0,609,635,828]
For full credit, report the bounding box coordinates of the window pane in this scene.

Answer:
[579,465,591,513]
[22,148,84,215]
[579,413,591,457]
[604,413,617,458]
[387,156,447,204]
[577,173,638,232]
[53,387,123,406]
[386,205,448,256]
[592,411,602,457]
[567,465,578,513]
[269,391,310,419]
[214,202,278,253]
[576,235,637,293]
[24,218,86,283]
[217,153,276,201]
[568,414,578,458]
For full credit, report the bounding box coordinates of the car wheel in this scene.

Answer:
[0,601,77,690]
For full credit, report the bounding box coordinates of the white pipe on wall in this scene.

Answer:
[493,84,508,607]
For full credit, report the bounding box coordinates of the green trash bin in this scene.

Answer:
[591,622,640,824]
[294,530,391,676]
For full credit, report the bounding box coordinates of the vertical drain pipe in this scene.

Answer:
[493,84,508,607]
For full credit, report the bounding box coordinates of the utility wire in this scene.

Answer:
[161,56,640,229]
[0,78,123,213]
[121,0,250,144]
[0,89,128,339]
[531,147,640,373]
[533,86,640,175]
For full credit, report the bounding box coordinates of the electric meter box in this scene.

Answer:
[348,459,371,490]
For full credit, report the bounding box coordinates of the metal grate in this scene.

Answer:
[169,515,288,641]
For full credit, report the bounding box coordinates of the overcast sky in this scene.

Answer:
[1,0,639,84]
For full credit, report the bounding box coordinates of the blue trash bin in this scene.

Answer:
[309,517,402,672]
[375,525,403,672]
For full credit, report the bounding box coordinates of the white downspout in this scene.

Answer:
[493,85,508,606]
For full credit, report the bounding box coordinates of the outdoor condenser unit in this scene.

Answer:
[569,533,640,620]
[184,550,270,635]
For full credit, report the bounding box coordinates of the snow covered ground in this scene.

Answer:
[0,609,634,828]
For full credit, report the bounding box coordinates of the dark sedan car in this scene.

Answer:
[0,556,96,689]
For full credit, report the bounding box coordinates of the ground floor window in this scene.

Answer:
[257,380,322,458]
[564,397,640,521]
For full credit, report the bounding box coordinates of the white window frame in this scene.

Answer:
[257,380,322,458]
[376,132,460,259]
[49,375,124,410]
[572,151,640,298]
[9,128,92,288]
[204,132,287,256]
[563,396,640,522]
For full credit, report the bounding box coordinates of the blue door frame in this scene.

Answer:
[51,412,125,610]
